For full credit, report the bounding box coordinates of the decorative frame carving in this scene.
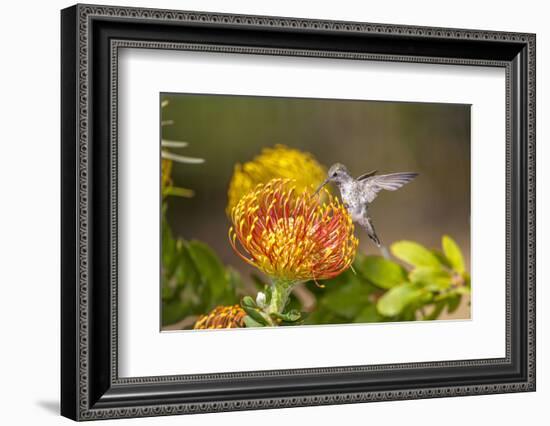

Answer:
[61,4,535,420]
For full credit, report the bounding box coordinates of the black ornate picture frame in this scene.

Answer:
[61,4,536,421]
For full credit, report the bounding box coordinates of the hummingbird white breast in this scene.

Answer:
[339,182,366,222]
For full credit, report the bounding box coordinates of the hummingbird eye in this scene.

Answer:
[332,172,338,177]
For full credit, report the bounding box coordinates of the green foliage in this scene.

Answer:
[239,288,305,327]
[358,256,407,289]
[272,309,302,323]
[391,241,441,268]
[243,316,264,328]
[161,217,242,327]
[242,305,271,326]
[377,283,424,317]
[162,214,470,328]
[442,235,465,273]
[305,235,470,324]
[375,235,470,320]
[304,253,381,325]
[241,296,256,309]
[409,267,452,291]
[354,304,385,323]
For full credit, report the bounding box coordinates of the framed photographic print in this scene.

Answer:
[61,4,536,421]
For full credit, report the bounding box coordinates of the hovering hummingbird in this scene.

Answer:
[315,163,418,248]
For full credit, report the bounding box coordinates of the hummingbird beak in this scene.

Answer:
[314,178,329,196]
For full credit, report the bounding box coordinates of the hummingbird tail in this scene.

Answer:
[368,232,381,247]
[367,230,391,259]
[361,216,382,247]
[379,245,391,259]
[359,214,390,257]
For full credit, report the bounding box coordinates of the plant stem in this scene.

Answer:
[267,278,295,316]
[164,186,195,198]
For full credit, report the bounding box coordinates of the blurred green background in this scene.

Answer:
[161,93,471,328]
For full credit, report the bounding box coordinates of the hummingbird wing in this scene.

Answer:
[356,170,378,181]
[361,172,418,203]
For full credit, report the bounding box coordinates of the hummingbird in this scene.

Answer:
[315,163,418,248]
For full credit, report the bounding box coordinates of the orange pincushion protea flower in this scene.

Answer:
[193,305,247,329]
[229,179,358,282]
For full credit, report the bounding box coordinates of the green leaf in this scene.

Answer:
[161,218,177,268]
[442,235,465,273]
[272,309,301,323]
[186,240,228,301]
[377,283,424,317]
[174,243,200,289]
[431,250,452,269]
[225,266,244,291]
[455,286,471,295]
[425,301,447,320]
[242,306,270,326]
[419,291,434,304]
[318,280,371,319]
[409,267,452,291]
[162,300,187,325]
[263,284,272,305]
[358,256,407,289]
[241,296,257,309]
[243,316,264,328]
[400,306,418,321]
[354,304,385,323]
[391,241,441,268]
[161,283,176,300]
[447,294,462,313]
[463,272,471,288]
[163,186,195,198]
